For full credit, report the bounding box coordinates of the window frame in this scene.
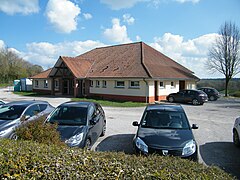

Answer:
[44,80,48,88]
[159,81,164,88]
[102,80,107,88]
[96,80,100,88]
[129,81,140,89]
[35,80,39,88]
[115,81,125,88]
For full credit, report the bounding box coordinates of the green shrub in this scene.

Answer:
[15,116,64,147]
[0,139,234,179]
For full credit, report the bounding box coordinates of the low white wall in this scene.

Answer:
[33,79,52,91]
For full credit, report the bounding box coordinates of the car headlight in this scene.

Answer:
[182,140,196,156]
[135,137,148,154]
[65,132,84,146]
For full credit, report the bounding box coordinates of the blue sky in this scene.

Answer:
[0,0,239,78]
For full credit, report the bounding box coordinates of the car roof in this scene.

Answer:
[198,87,216,90]
[146,103,185,112]
[6,100,48,106]
[59,101,96,108]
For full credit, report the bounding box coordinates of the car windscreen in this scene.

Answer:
[48,106,87,126]
[0,105,27,120]
[141,110,190,129]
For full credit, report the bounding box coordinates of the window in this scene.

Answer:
[55,80,59,89]
[160,81,164,88]
[35,80,38,88]
[24,105,40,117]
[90,80,93,87]
[171,81,174,88]
[130,81,140,88]
[44,80,48,88]
[102,80,107,88]
[96,80,100,87]
[115,81,125,88]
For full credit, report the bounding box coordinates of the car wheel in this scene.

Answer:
[100,122,106,137]
[192,99,199,105]
[233,130,240,147]
[85,138,91,150]
[10,133,18,140]
[209,96,215,101]
[168,96,174,103]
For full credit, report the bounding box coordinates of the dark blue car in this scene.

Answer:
[46,101,106,149]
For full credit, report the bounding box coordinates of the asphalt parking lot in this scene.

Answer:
[94,98,240,178]
[0,87,240,178]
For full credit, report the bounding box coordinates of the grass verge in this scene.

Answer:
[72,97,146,107]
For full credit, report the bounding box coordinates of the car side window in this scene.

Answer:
[39,104,47,112]
[88,105,96,120]
[24,104,40,117]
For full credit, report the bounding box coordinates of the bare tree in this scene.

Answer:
[207,21,240,96]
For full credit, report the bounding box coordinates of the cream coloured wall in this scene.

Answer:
[158,80,179,96]
[33,79,52,91]
[89,79,197,97]
[90,79,147,97]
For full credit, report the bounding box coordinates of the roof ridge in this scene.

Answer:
[95,41,142,50]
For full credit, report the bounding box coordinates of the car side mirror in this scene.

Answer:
[192,124,198,129]
[132,121,139,126]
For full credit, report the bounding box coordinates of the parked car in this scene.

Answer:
[45,101,106,149]
[167,89,208,105]
[233,117,240,147]
[198,87,221,101]
[0,100,5,107]
[132,103,198,161]
[0,100,54,139]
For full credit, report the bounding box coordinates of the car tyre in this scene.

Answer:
[209,96,215,101]
[192,99,199,105]
[10,133,18,140]
[85,138,91,150]
[100,122,106,137]
[233,130,240,147]
[168,96,174,103]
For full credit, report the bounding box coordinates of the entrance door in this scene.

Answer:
[63,80,69,94]
[179,80,185,90]
[154,81,158,101]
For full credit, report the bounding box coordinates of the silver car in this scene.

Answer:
[233,117,240,147]
[0,100,55,139]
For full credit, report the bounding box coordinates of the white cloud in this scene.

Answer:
[83,13,92,20]
[0,40,5,49]
[0,0,39,15]
[150,33,222,78]
[123,14,135,25]
[136,35,141,41]
[22,40,106,69]
[103,18,132,43]
[46,0,81,33]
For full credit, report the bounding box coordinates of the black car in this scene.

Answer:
[0,100,55,139]
[46,101,106,149]
[198,87,221,101]
[132,104,198,161]
[167,89,208,105]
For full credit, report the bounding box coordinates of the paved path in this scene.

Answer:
[0,87,70,107]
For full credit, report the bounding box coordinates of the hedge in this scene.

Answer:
[0,139,234,179]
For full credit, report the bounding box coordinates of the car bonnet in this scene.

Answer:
[137,127,195,149]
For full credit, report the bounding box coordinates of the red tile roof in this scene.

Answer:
[32,42,199,80]
[30,68,52,79]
